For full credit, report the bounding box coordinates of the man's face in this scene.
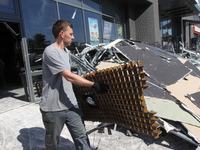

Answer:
[62,26,75,47]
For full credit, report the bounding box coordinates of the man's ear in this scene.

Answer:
[59,30,64,38]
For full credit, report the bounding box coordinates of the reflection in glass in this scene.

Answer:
[21,0,57,48]
[161,19,172,47]
[59,3,85,51]
[0,0,15,14]
[21,0,57,99]
[83,0,101,12]
[84,10,102,46]
[58,0,81,7]
[114,2,124,21]
[21,0,57,70]
[101,1,114,17]
[21,0,57,52]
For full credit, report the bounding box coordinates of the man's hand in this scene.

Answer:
[92,82,109,94]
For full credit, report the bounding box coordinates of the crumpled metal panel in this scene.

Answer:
[73,60,162,139]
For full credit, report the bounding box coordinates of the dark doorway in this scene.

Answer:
[0,22,24,95]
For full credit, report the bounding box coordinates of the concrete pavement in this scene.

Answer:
[0,86,197,150]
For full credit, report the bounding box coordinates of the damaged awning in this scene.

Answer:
[113,40,200,143]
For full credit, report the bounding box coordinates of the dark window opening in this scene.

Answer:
[0,22,22,87]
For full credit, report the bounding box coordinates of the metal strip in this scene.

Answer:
[56,1,60,20]
[21,38,35,102]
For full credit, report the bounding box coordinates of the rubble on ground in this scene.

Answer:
[71,39,200,148]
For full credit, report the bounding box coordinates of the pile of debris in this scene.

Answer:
[73,60,162,139]
[71,39,200,148]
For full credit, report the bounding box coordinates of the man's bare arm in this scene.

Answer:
[60,69,94,87]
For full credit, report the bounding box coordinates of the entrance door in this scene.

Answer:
[0,21,26,101]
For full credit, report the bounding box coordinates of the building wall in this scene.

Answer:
[125,5,136,40]
[152,0,161,45]
[134,0,161,45]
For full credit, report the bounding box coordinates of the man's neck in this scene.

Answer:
[54,40,65,51]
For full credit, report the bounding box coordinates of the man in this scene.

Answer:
[179,41,184,53]
[40,20,108,150]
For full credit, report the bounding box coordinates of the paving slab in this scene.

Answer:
[0,100,197,150]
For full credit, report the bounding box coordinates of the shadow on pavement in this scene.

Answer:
[0,84,26,102]
[86,123,196,150]
[17,127,76,150]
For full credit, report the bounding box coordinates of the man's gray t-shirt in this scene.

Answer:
[40,43,77,112]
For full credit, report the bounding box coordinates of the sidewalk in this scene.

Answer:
[0,88,197,150]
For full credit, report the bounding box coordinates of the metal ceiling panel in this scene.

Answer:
[159,0,199,19]
[113,0,152,5]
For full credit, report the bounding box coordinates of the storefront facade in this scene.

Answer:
[0,0,199,102]
[182,16,200,52]
[159,0,200,52]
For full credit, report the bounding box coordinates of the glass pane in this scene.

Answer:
[101,0,114,17]
[83,0,101,12]
[0,0,15,14]
[161,19,172,39]
[84,10,102,46]
[21,0,57,100]
[59,3,85,51]
[102,16,115,43]
[116,20,124,39]
[163,29,168,36]
[21,0,57,46]
[162,20,168,28]
[57,0,81,7]
[114,2,124,21]
[168,28,172,36]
